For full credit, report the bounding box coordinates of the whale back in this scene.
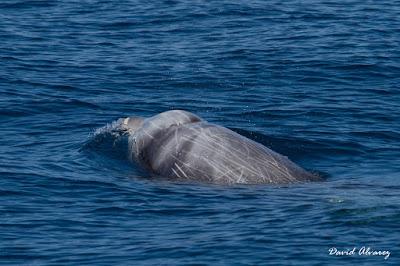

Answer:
[139,122,318,184]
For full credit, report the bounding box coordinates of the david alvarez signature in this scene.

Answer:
[329,247,390,260]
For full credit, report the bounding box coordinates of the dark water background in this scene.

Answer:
[1,0,400,265]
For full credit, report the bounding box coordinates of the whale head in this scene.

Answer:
[119,116,145,133]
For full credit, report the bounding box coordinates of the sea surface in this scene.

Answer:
[1,0,399,265]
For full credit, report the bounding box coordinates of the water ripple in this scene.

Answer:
[1,0,399,265]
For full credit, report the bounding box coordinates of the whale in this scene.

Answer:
[114,110,320,184]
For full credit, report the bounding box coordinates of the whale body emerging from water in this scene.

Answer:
[113,110,320,185]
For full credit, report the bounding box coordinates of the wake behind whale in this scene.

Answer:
[87,110,321,185]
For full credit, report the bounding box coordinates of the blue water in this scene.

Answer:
[1,0,399,265]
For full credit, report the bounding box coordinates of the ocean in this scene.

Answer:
[0,0,399,265]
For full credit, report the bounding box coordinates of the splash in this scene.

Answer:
[82,119,130,160]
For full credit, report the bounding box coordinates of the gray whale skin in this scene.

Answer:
[117,110,320,185]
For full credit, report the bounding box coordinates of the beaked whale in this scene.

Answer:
[114,110,320,185]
